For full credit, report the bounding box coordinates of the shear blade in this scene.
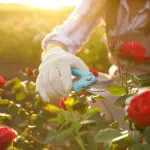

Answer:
[87,83,110,92]
[87,86,106,92]
[87,73,113,93]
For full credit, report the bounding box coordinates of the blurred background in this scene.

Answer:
[0,0,110,79]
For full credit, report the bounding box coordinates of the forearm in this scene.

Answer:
[42,0,107,53]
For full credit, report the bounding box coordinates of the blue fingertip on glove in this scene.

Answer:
[72,69,97,92]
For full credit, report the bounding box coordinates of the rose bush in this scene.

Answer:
[0,67,150,150]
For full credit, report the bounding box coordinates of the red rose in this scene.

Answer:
[0,76,6,87]
[89,68,99,77]
[60,98,67,110]
[79,91,87,96]
[118,42,148,62]
[0,88,4,93]
[0,126,16,150]
[127,91,150,127]
[143,57,150,62]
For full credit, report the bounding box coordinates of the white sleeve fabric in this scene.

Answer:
[42,0,107,53]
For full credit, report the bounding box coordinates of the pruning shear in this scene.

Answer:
[71,68,114,93]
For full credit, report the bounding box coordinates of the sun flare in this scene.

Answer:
[0,0,81,9]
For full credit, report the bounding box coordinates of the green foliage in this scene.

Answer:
[95,128,121,143]
[144,127,150,144]
[0,69,121,149]
[0,4,110,79]
[0,68,150,150]
[107,85,126,96]
[114,95,127,107]
[0,113,12,122]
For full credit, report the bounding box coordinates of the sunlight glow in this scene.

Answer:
[0,0,81,9]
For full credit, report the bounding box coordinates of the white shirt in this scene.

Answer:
[42,0,150,74]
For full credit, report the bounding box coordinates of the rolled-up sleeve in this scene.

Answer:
[42,0,107,53]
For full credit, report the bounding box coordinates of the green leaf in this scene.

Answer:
[104,143,111,150]
[0,113,12,122]
[11,77,21,83]
[88,113,107,133]
[144,127,150,144]
[107,85,126,96]
[18,120,28,128]
[129,143,144,150]
[16,92,26,101]
[142,144,150,150]
[132,75,150,87]
[11,82,23,93]
[109,121,119,129]
[80,120,96,126]
[0,99,10,105]
[95,128,122,143]
[112,132,133,147]
[8,103,18,114]
[55,128,71,142]
[6,78,21,87]
[114,95,127,107]
[44,131,57,144]
[84,108,99,116]
[70,122,80,131]
[44,104,60,114]
[92,95,104,101]
[75,134,86,150]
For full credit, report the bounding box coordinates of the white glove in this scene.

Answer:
[36,47,88,102]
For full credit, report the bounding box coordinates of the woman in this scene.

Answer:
[36,0,150,126]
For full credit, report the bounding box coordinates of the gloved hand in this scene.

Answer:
[36,47,88,102]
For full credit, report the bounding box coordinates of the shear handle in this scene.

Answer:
[71,68,97,92]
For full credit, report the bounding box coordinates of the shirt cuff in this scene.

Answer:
[42,33,75,53]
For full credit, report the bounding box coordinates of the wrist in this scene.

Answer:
[42,43,67,59]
